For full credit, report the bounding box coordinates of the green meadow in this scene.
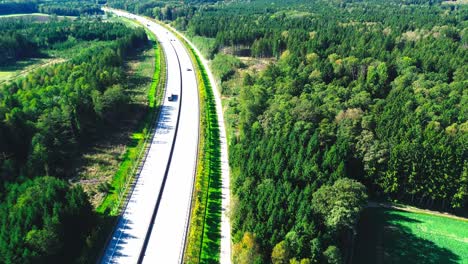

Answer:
[354,207,468,264]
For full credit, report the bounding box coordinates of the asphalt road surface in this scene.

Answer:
[101,8,199,264]
[168,28,233,264]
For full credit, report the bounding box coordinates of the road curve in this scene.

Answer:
[165,25,232,264]
[101,8,199,264]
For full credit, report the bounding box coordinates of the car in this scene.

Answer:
[147,23,150,27]
[186,68,192,71]
[168,93,176,101]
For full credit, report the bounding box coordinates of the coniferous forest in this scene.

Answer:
[0,12,148,262]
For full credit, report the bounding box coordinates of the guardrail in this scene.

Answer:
[174,37,201,264]
[137,39,184,264]
[158,19,222,264]
[96,13,168,263]
[143,16,206,264]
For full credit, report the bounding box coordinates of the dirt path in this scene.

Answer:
[0,58,66,85]
[367,201,468,222]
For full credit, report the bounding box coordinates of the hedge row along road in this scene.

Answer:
[168,26,232,264]
[101,8,199,263]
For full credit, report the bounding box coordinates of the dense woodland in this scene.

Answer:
[0,1,103,16]
[0,17,147,262]
[113,0,467,263]
[0,0,466,263]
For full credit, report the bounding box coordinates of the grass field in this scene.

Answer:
[188,35,218,59]
[0,58,65,84]
[353,207,468,264]
[0,13,76,20]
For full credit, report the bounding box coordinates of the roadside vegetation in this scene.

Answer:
[160,25,223,263]
[0,1,102,17]
[0,11,165,262]
[95,16,165,215]
[113,0,468,262]
[83,16,166,261]
[190,47,223,264]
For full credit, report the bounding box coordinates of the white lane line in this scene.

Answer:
[99,8,182,264]
[142,22,199,264]
[168,25,233,264]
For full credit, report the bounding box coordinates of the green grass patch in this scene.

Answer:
[146,28,161,108]
[0,58,64,84]
[0,71,15,82]
[193,49,222,264]
[95,135,142,215]
[353,207,468,264]
[132,133,144,140]
[108,16,139,28]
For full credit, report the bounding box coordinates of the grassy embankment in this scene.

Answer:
[160,24,222,263]
[189,46,222,264]
[0,13,75,19]
[96,17,165,215]
[353,207,468,264]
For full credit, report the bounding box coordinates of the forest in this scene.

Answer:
[0,16,148,263]
[0,0,466,263]
[109,0,467,262]
[0,0,103,16]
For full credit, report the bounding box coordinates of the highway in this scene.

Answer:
[101,8,199,264]
[168,28,233,264]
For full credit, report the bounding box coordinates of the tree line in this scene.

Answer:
[0,0,103,16]
[0,18,137,65]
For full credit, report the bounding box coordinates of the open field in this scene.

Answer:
[188,35,218,59]
[0,13,76,20]
[353,207,468,264]
[0,58,65,84]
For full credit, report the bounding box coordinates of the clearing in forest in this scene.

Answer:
[353,207,468,264]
